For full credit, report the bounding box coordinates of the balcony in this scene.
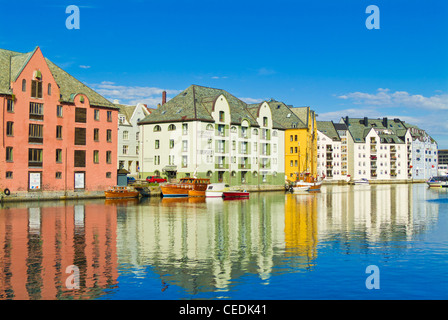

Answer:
[215,163,229,169]
[370,155,377,160]
[239,163,251,170]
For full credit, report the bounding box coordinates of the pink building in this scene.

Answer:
[0,47,118,194]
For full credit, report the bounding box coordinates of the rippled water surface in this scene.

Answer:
[1,184,447,300]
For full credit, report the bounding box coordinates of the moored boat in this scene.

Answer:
[222,190,250,199]
[354,178,369,185]
[205,183,230,198]
[161,178,210,197]
[292,172,324,193]
[105,186,140,199]
[427,176,448,188]
[188,189,206,197]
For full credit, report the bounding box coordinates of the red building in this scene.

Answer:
[0,46,118,194]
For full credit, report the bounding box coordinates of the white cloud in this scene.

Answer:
[338,88,448,110]
[91,82,181,107]
[239,97,264,104]
[257,68,276,76]
[79,65,91,69]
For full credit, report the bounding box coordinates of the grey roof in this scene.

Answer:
[0,47,116,109]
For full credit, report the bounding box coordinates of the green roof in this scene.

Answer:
[317,121,340,141]
[0,47,116,109]
[139,85,314,130]
[343,117,405,144]
[140,85,259,126]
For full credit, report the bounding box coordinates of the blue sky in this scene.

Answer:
[1,0,448,147]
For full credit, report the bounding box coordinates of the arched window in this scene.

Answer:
[22,79,26,92]
[206,124,214,131]
[230,126,237,133]
[253,129,258,135]
[168,124,176,131]
[154,125,161,132]
[207,171,213,177]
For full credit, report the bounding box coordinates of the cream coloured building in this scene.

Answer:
[138,85,287,187]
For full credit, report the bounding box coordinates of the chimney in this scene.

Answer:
[364,117,368,126]
[162,91,167,105]
[382,117,388,127]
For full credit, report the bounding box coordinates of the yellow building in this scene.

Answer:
[268,99,317,181]
[267,101,317,182]
[284,107,317,180]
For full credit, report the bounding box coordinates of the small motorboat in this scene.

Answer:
[354,178,369,185]
[292,185,309,193]
[105,186,140,199]
[161,178,210,197]
[205,183,230,198]
[222,190,250,199]
[426,176,448,188]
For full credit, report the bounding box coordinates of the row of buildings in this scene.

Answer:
[0,46,440,195]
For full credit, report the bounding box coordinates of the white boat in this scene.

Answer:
[354,178,369,185]
[292,185,310,193]
[205,183,230,197]
[426,176,448,188]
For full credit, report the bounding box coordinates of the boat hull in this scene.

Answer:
[188,190,205,197]
[104,190,140,199]
[222,191,249,199]
[160,185,190,197]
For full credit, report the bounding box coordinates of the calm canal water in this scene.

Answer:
[0,183,447,300]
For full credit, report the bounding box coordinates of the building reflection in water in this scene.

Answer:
[0,201,118,300]
[0,185,440,299]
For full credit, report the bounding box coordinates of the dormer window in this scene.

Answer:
[263,117,268,127]
[219,111,225,122]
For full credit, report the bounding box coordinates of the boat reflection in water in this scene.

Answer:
[0,184,443,300]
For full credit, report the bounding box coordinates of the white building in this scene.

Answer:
[116,103,151,177]
[138,85,286,187]
[316,121,345,181]
[339,117,437,181]
[405,125,438,180]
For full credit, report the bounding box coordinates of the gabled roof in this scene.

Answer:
[139,85,259,126]
[0,47,116,109]
[342,117,405,143]
[317,121,340,141]
[266,100,308,130]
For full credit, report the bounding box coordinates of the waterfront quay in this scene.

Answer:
[0,183,447,300]
[0,46,442,202]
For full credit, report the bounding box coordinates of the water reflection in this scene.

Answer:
[0,201,118,300]
[0,184,443,299]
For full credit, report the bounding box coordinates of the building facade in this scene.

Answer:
[138,85,286,187]
[316,121,346,181]
[117,103,151,177]
[340,117,437,181]
[280,106,317,181]
[0,47,118,193]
